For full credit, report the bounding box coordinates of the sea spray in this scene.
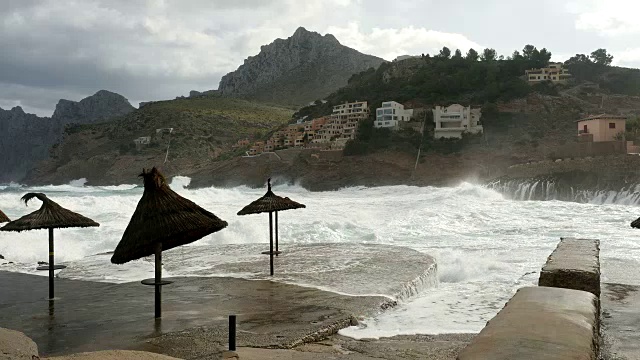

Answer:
[1,180,639,337]
[488,178,640,205]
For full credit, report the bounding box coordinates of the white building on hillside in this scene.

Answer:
[433,104,482,139]
[374,101,414,130]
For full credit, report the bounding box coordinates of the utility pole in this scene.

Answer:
[412,108,428,178]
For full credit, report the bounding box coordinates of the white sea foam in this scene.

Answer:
[0,179,639,337]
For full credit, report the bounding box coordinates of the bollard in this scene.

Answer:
[229,315,236,351]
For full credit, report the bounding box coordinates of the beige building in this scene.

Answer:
[314,101,369,146]
[331,101,369,141]
[233,139,250,148]
[525,63,571,83]
[577,114,627,142]
[433,104,482,139]
[248,141,265,156]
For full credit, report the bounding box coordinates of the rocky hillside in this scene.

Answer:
[24,96,293,185]
[218,27,385,106]
[0,90,134,182]
[51,90,134,124]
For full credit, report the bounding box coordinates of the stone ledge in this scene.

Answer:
[457,286,599,360]
[538,238,600,297]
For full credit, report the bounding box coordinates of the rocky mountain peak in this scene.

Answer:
[10,106,25,114]
[218,27,384,106]
[288,26,340,46]
[1,90,135,183]
[52,90,134,124]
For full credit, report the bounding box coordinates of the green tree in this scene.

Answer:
[565,53,591,65]
[590,48,613,66]
[511,50,523,60]
[625,117,640,141]
[522,45,536,59]
[439,46,451,59]
[481,48,497,61]
[453,49,462,59]
[466,48,479,61]
[534,48,552,66]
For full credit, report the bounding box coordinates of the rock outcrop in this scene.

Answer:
[51,90,133,125]
[0,327,39,360]
[0,90,134,182]
[218,27,385,106]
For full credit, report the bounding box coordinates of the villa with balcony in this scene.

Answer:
[433,104,482,139]
[374,101,414,130]
[525,63,571,83]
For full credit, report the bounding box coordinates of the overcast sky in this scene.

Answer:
[1,0,639,116]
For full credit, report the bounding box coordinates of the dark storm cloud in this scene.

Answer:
[0,0,636,116]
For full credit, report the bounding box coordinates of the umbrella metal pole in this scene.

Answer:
[275,211,279,256]
[155,242,162,318]
[269,211,274,276]
[48,228,54,299]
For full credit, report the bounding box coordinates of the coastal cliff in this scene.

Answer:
[0,90,134,182]
[218,27,385,106]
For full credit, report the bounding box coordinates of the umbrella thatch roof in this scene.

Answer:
[0,209,9,223]
[111,167,228,265]
[0,193,99,232]
[632,217,640,228]
[237,179,306,215]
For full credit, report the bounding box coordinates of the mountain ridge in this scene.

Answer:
[217,26,385,106]
[0,90,134,182]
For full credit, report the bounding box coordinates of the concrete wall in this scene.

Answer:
[538,238,601,297]
[457,287,599,360]
[504,154,640,182]
[458,237,602,359]
[554,140,626,159]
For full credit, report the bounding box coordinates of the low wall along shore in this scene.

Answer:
[458,238,602,360]
[504,154,640,184]
[539,238,601,297]
[458,287,599,360]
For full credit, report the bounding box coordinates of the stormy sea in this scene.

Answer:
[0,178,638,338]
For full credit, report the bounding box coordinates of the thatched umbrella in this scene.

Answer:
[237,178,305,276]
[631,217,640,228]
[0,209,9,223]
[0,193,99,299]
[111,167,228,318]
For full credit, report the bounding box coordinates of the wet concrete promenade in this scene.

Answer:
[0,244,436,358]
